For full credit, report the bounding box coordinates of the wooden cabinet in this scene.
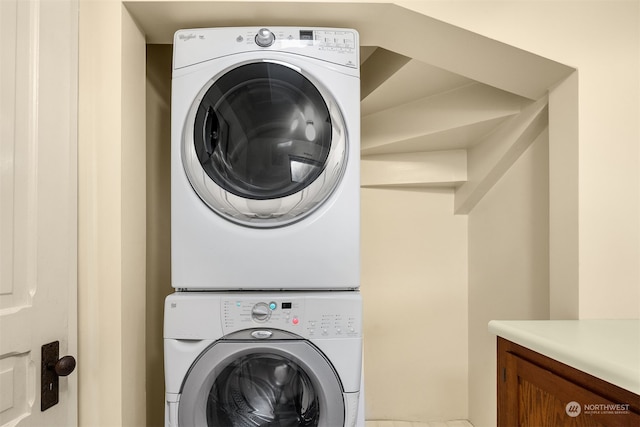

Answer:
[497,337,640,427]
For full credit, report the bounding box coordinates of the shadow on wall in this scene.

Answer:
[146,43,174,427]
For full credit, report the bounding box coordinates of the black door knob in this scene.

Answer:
[49,355,76,376]
[41,341,76,411]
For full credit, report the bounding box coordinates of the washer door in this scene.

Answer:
[182,61,348,227]
[178,338,345,426]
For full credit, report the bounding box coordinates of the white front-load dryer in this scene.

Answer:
[164,291,363,427]
[171,27,360,290]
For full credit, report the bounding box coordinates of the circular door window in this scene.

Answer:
[178,339,345,427]
[208,353,319,426]
[182,61,348,228]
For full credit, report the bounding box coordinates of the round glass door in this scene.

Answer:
[207,353,319,426]
[178,339,345,427]
[182,61,348,227]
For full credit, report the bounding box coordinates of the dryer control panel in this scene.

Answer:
[221,293,361,339]
[238,27,358,68]
[244,28,357,53]
[173,26,360,71]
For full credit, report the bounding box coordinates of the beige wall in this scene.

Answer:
[121,8,148,427]
[79,2,639,426]
[362,187,468,421]
[401,0,640,320]
[78,2,146,426]
[468,131,550,427]
[399,4,639,425]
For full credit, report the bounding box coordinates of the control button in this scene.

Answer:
[251,330,273,339]
[322,328,328,335]
[292,317,299,325]
[251,303,271,322]
[255,28,275,47]
[336,328,342,334]
[269,302,277,310]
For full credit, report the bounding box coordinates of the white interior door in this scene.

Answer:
[0,0,78,425]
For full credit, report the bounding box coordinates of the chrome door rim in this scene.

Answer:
[181,59,348,228]
[178,339,346,426]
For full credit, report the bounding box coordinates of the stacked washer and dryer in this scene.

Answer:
[165,27,363,427]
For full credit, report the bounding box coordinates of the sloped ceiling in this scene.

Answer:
[125,0,574,213]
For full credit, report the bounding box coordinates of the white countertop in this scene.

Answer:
[488,319,640,395]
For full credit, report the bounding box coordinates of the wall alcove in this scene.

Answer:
[79,2,580,426]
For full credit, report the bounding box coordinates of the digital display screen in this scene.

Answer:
[282,302,292,309]
[299,30,313,41]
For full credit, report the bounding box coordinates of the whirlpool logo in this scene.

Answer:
[178,33,196,41]
[566,401,581,417]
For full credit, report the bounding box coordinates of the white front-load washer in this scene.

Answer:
[164,291,363,427]
[171,27,360,290]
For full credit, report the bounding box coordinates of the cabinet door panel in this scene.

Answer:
[515,355,613,427]
[498,338,640,427]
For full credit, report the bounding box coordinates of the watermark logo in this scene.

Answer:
[566,401,581,417]
[584,403,631,415]
[566,401,631,418]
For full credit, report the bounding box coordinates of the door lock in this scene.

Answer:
[41,341,76,411]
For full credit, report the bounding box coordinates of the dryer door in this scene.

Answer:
[182,61,348,227]
[178,338,345,426]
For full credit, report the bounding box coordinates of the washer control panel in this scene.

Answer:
[221,295,361,339]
